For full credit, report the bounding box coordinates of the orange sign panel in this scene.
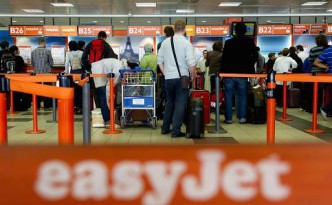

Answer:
[128,26,162,36]
[61,26,77,36]
[196,26,230,36]
[78,26,113,36]
[2,145,332,204]
[185,25,196,36]
[43,26,61,36]
[9,26,43,36]
[327,24,332,35]
[293,24,311,35]
[257,25,292,35]
[310,24,327,35]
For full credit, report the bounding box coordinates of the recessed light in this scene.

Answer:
[39,20,44,22]
[120,20,125,23]
[22,9,45,13]
[135,3,156,7]
[219,2,242,7]
[51,2,74,7]
[302,1,327,6]
[176,9,195,13]
[201,20,207,23]
[93,21,98,23]
[12,20,17,23]
[147,20,152,23]
[327,9,332,12]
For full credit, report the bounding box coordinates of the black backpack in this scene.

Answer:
[1,53,15,73]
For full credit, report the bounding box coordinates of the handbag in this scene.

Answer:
[171,36,190,89]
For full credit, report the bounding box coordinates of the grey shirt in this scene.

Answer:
[31,46,53,73]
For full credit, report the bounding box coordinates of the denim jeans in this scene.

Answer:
[223,78,248,121]
[162,78,189,135]
[96,86,110,123]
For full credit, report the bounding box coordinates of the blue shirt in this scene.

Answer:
[318,47,332,73]
[302,57,312,73]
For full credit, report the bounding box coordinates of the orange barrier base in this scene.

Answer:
[277,117,293,122]
[25,130,46,134]
[103,129,123,134]
[304,129,325,134]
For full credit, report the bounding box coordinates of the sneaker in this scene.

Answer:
[105,121,110,128]
[223,120,233,124]
[239,118,247,124]
[161,130,171,135]
[171,132,186,138]
[320,107,327,121]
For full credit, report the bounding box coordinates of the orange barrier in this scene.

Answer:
[266,81,276,144]
[103,75,122,134]
[9,80,74,145]
[1,145,332,204]
[277,81,292,122]
[26,94,45,134]
[0,92,7,144]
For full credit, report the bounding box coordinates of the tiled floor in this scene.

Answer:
[6,107,332,145]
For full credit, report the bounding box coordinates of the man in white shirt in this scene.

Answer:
[197,50,210,91]
[157,19,196,137]
[296,45,308,63]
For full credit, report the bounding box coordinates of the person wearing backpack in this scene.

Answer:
[0,41,14,73]
[9,46,26,73]
[81,31,115,72]
[65,41,84,74]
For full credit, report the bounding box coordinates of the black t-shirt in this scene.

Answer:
[14,55,26,73]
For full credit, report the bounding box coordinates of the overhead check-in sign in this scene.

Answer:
[9,26,43,36]
[293,24,327,35]
[1,145,332,204]
[78,26,113,36]
[61,26,78,36]
[195,26,230,36]
[257,25,292,35]
[127,26,162,36]
[43,26,61,36]
[327,24,332,35]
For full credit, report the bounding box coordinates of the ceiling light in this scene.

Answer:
[39,20,44,22]
[135,3,156,7]
[93,20,98,23]
[120,20,125,23]
[147,20,152,23]
[12,20,17,23]
[327,9,332,12]
[219,2,242,7]
[302,1,327,6]
[22,9,45,13]
[51,2,74,7]
[201,20,207,23]
[176,9,195,13]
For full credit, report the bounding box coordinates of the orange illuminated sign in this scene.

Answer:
[327,24,332,35]
[78,26,112,36]
[2,145,332,204]
[185,25,195,36]
[61,26,77,36]
[128,26,162,36]
[293,24,311,35]
[9,26,43,36]
[257,25,292,35]
[43,26,61,36]
[195,26,230,36]
[310,24,327,35]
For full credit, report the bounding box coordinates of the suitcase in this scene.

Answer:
[247,85,266,124]
[210,89,225,111]
[190,90,210,124]
[13,92,31,111]
[288,88,301,108]
[186,98,204,138]
[193,74,204,90]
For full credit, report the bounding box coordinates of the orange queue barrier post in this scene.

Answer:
[304,81,325,134]
[103,73,122,135]
[277,81,292,122]
[10,77,74,145]
[266,71,277,144]
[9,91,17,114]
[0,92,7,144]
[26,94,45,134]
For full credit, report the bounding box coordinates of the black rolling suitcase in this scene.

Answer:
[186,98,204,138]
[13,92,31,111]
[247,85,266,124]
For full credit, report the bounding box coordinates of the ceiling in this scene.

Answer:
[0,0,331,16]
[0,0,332,27]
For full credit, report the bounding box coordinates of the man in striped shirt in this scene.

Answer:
[314,45,332,120]
[31,37,54,109]
[31,37,53,74]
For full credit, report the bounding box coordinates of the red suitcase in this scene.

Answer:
[193,74,204,90]
[210,89,224,109]
[190,90,210,124]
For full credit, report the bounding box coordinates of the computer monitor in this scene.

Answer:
[231,22,256,36]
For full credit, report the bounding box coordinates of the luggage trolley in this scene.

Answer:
[119,68,157,129]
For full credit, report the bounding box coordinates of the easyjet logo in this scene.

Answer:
[34,150,291,204]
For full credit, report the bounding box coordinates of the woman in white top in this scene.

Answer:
[65,40,84,74]
[273,48,298,106]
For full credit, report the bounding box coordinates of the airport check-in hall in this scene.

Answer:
[1,0,332,204]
